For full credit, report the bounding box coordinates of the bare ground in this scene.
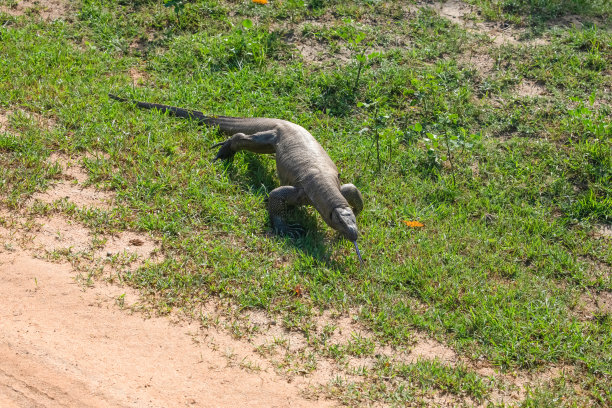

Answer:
[0,0,69,21]
[428,0,549,46]
[0,251,334,407]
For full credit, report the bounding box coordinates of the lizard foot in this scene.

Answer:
[272,219,305,239]
[211,139,236,161]
[281,225,306,239]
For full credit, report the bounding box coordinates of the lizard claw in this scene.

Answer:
[212,139,235,161]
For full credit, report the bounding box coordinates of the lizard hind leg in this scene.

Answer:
[340,184,364,215]
[268,186,309,238]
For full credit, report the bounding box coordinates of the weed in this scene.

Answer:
[358,98,389,173]
[163,0,187,23]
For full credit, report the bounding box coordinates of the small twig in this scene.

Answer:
[353,52,365,96]
[374,104,381,172]
[444,133,456,188]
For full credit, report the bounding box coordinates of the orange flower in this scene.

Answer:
[403,220,424,228]
[252,0,268,4]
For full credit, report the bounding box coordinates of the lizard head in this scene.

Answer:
[331,207,364,265]
[331,206,359,241]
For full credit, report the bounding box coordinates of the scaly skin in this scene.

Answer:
[109,94,365,263]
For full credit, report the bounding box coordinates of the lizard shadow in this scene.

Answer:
[222,152,277,197]
[223,153,339,267]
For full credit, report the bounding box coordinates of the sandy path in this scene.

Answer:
[0,253,332,407]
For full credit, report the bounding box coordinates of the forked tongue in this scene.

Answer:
[353,241,364,265]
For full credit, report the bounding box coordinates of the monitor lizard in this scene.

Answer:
[109,94,365,264]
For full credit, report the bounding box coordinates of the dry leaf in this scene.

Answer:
[129,238,145,246]
[403,220,424,228]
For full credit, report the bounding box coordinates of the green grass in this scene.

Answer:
[1,0,611,406]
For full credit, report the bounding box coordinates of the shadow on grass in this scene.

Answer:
[223,153,345,269]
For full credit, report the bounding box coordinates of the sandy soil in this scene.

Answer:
[0,250,334,407]
[0,0,69,21]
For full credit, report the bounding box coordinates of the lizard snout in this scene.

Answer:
[331,207,359,242]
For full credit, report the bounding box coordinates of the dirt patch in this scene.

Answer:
[32,179,115,209]
[248,309,308,352]
[404,335,458,364]
[431,0,517,45]
[390,335,571,405]
[577,291,612,319]
[469,362,574,405]
[96,230,163,268]
[427,0,549,46]
[285,32,353,65]
[252,304,570,406]
[595,224,612,238]
[242,308,383,386]
[297,41,350,64]
[0,251,332,407]
[0,0,70,21]
[313,309,365,345]
[551,14,606,30]
[1,212,90,255]
[0,109,56,133]
[471,161,481,178]
[578,254,611,284]
[423,392,481,408]
[23,109,57,129]
[0,111,8,133]
[433,0,473,22]
[0,110,8,131]
[515,79,547,97]
[29,214,91,253]
[2,200,160,270]
[48,152,88,182]
[458,51,496,75]
[129,31,155,55]
[129,66,149,87]
[279,18,387,66]
[31,153,115,210]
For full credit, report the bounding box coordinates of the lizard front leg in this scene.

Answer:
[340,183,364,215]
[268,186,309,238]
[212,129,277,161]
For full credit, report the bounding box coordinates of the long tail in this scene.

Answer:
[108,94,279,135]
